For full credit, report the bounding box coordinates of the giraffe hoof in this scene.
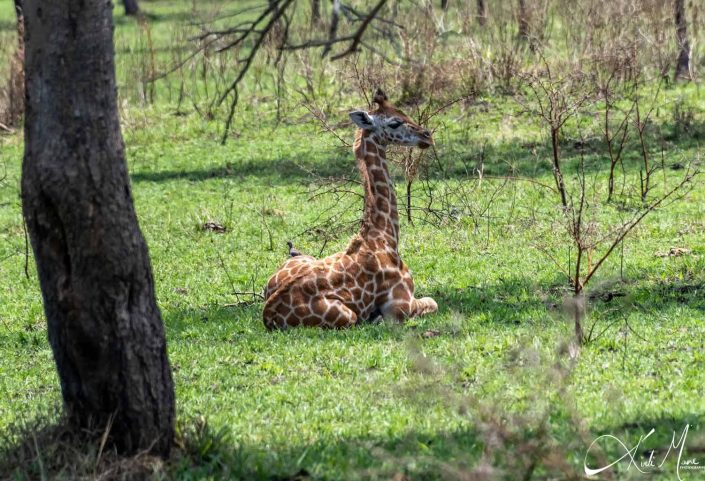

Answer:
[421,297,438,313]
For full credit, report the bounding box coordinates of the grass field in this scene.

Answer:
[1,1,705,480]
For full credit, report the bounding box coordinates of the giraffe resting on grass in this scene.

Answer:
[262,89,438,329]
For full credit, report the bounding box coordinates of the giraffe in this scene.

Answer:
[262,89,438,329]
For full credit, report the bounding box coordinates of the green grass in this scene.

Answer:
[2,1,705,480]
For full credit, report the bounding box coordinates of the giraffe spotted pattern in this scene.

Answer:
[263,89,438,329]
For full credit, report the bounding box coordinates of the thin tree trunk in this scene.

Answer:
[573,296,584,345]
[22,0,174,456]
[477,0,486,26]
[674,0,690,80]
[551,128,568,209]
[124,0,140,16]
[311,0,321,24]
[4,0,24,126]
[518,0,529,40]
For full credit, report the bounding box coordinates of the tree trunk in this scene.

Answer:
[573,294,585,346]
[477,0,486,26]
[13,0,23,46]
[674,0,690,80]
[124,0,140,16]
[311,0,321,24]
[3,0,24,126]
[22,0,174,457]
[441,0,449,10]
[518,0,529,40]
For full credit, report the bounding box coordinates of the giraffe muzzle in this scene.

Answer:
[418,131,434,149]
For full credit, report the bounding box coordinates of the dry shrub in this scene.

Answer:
[553,0,682,81]
[150,0,704,127]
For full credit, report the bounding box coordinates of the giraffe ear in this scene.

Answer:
[349,111,376,131]
[373,88,388,105]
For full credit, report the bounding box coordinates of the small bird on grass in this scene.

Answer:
[287,241,303,257]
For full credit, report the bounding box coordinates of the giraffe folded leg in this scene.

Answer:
[263,295,358,330]
[318,298,359,329]
[381,296,438,322]
[411,297,438,316]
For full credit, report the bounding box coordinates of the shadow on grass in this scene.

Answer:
[167,412,705,480]
[437,119,705,182]
[127,115,705,190]
[162,302,416,345]
[632,279,705,312]
[159,274,556,343]
[428,277,557,326]
[2,409,703,480]
[129,151,356,185]
[159,269,705,345]
[0,412,480,480]
[587,414,705,479]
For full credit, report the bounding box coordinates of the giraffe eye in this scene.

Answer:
[389,120,403,129]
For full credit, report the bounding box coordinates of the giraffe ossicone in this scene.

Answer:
[262,89,438,329]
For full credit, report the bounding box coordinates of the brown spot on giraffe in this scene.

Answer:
[263,88,438,329]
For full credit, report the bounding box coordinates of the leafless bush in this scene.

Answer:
[518,57,594,209]
[138,0,702,134]
[599,75,634,203]
[393,2,439,105]
[518,52,700,344]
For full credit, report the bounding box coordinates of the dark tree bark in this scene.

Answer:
[518,0,529,40]
[22,0,174,457]
[441,0,449,10]
[477,0,486,26]
[311,0,321,24]
[674,0,691,80]
[123,0,140,16]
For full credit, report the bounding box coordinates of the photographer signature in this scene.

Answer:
[584,424,702,480]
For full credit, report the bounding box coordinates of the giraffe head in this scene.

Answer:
[349,89,434,149]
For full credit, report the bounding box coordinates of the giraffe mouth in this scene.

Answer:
[418,140,433,149]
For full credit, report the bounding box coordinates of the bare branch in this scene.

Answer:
[582,168,699,288]
[323,0,341,57]
[330,0,387,60]
[216,0,296,144]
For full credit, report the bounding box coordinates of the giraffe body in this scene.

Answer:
[263,90,438,329]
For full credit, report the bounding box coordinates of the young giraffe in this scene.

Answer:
[262,89,438,329]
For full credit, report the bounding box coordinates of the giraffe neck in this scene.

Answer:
[354,130,399,250]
